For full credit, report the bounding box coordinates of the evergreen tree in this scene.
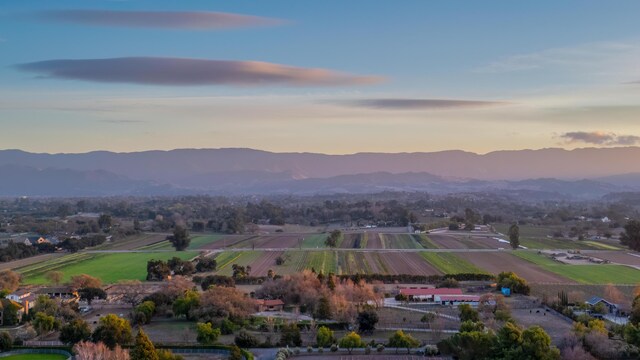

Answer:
[131,329,159,360]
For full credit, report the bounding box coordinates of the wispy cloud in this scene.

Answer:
[336,98,508,110]
[16,57,383,87]
[559,131,640,145]
[33,10,286,30]
[478,41,640,74]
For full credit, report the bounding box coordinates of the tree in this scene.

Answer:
[279,323,302,347]
[70,274,102,290]
[92,314,133,349]
[0,331,12,352]
[316,326,335,348]
[421,313,436,326]
[195,257,217,272]
[196,322,221,345]
[357,307,379,334]
[33,312,58,335]
[98,214,113,231]
[234,330,260,348]
[458,304,480,322]
[45,271,64,286]
[228,345,243,360]
[167,226,190,251]
[147,260,171,281]
[59,318,92,345]
[521,326,561,360]
[173,290,200,320]
[497,271,530,295]
[508,224,520,250]
[133,301,156,325]
[388,330,420,354]
[131,329,159,360]
[0,270,20,292]
[73,341,129,360]
[339,331,363,354]
[621,219,640,251]
[79,287,107,305]
[314,296,332,320]
[325,230,342,248]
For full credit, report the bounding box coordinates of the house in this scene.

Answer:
[6,289,37,314]
[23,236,49,246]
[398,287,463,301]
[0,298,24,326]
[255,299,285,312]
[586,296,618,314]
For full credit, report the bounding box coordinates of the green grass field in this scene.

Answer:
[1,355,69,360]
[18,251,198,284]
[512,251,640,284]
[301,234,328,248]
[420,252,486,274]
[307,251,337,274]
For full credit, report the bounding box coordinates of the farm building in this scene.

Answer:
[436,295,481,306]
[399,287,463,301]
[38,286,79,303]
[255,299,285,312]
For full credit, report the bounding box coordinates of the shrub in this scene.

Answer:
[330,344,338,352]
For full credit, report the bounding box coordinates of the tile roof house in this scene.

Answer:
[255,299,285,312]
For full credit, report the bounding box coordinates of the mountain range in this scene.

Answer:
[1,147,639,198]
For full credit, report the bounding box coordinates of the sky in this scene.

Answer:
[1,0,640,154]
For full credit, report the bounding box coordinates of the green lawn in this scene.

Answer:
[420,252,486,274]
[301,234,328,248]
[18,251,197,284]
[2,355,69,360]
[512,251,640,284]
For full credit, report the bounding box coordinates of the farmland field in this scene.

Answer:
[456,252,572,283]
[378,252,441,275]
[419,252,487,274]
[301,234,327,248]
[379,234,423,249]
[512,251,640,284]
[307,251,338,274]
[18,251,198,284]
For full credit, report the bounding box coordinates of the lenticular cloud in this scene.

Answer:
[17,57,383,87]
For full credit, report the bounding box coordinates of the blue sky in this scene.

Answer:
[1,1,640,154]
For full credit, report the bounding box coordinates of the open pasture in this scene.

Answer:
[18,251,198,284]
[512,251,640,284]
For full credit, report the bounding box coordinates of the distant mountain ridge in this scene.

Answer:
[0,147,639,197]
